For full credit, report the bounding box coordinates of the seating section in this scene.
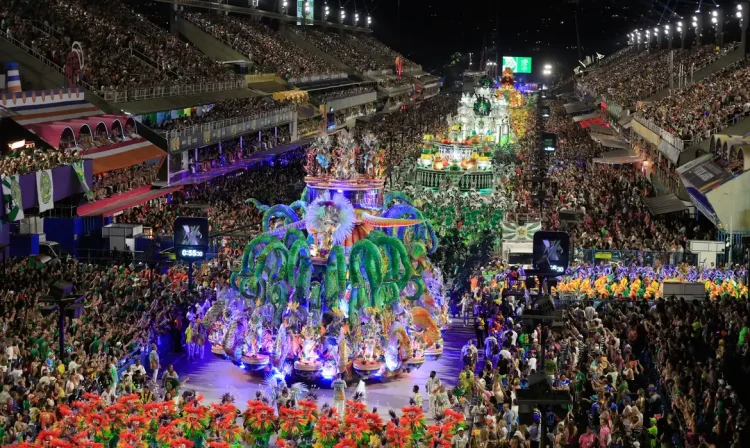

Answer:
[290,27,389,73]
[309,85,375,104]
[1,0,236,95]
[183,12,339,79]
[347,33,419,69]
[583,43,738,106]
[152,97,288,132]
[639,59,750,143]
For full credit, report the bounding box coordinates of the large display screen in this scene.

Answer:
[297,0,314,24]
[502,56,533,74]
[174,217,209,260]
[533,231,570,274]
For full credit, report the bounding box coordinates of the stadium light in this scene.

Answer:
[355,12,359,24]
[340,8,346,23]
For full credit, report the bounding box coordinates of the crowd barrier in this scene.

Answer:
[102,78,247,103]
[572,248,691,266]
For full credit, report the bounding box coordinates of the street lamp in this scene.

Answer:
[664,24,673,49]
[339,8,345,24]
[367,15,372,28]
[354,12,360,25]
[324,4,330,20]
[281,0,288,14]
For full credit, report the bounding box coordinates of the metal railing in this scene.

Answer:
[287,72,347,85]
[572,248,692,267]
[102,78,247,103]
[0,32,97,93]
[632,115,690,151]
[160,105,296,139]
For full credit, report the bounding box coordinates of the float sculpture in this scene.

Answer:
[206,130,449,382]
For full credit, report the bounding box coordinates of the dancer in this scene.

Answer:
[332,373,346,420]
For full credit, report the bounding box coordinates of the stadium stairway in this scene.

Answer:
[278,24,356,76]
[173,15,249,63]
[645,45,745,104]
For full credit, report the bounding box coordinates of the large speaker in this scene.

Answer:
[527,372,552,395]
[51,282,74,299]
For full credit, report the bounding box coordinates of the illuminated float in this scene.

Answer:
[204,130,449,383]
[415,75,512,191]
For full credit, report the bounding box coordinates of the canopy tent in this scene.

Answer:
[590,133,629,149]
[643,194,689,215]
[618,115,634,129]
[579,117,606,128]
[82,138,166,174]
[588,123,616,135]
[27,123,77,148]
[593,149,644,164]
[573,112,600,122]
[564,101,593,114]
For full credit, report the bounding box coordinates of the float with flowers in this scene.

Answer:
[550,265,748,300]
[204,131,449,383]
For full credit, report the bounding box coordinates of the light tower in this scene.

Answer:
[366,15,372,28]
[655,26,662,48]
[693,13,703,45]
[664,24,672,49]
[712,8,724,46]
[339,8,346,24]
[738,3,749,54]
[323,3,330,21]
[677,21,686,48]
[354,12,359,26]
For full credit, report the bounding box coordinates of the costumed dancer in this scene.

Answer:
[332,373,346,420]
[426,371,439,417]
[355,379,367,407]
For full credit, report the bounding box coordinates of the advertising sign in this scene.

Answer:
[533,231,570,273]
[502,56,533,74]
[297,0,314,24]
[174,217,209,260]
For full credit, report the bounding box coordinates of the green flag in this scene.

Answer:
[72,161,94,200]
[1,174,24,222]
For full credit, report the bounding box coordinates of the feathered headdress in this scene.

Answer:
[305,191,356,245]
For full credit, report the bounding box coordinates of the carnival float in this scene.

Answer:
[205,130,450,383]
[415,72,529,191]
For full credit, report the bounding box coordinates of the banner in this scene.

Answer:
[35,169,54,213]
[73,161,94,200]
[501,221,541,242]
[1,174,24,222]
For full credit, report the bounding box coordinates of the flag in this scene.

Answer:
[596,52,605,60]
[36,169,54,213]
[578,60,587,68]
[501,222,542,241]
[1,174,24,222]
[72,161,94,200]
[574,67,581,75]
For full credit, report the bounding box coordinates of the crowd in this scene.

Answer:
[184,12,340,79]
[639,57,750,144]
[379,77,415,89]
[451,262,749,448]
[0,253,228,445]
[119,147,306,236]
[310,85,375,104]
[0,147,81,177]
[517,101,710,252]
[291,27,389,73]
[152,97,290,133]
[581,44,737,107]
[1,0,237,96]
[91,163,159,200]
[346,33,420,69]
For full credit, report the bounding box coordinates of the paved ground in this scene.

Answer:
[160,319,473,420]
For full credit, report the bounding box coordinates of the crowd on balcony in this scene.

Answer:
[0,147,81,177]
[151,97,286,133]
[310,85,375,104]
[582,43,737,107]
[639,58,750,143]
[120,148,305,236]
[91,163,159,200]
[346,33,419,69]
[0,0,238,96]
[378,76,414,89]
[183,12,339,79]
[291,27,388,73]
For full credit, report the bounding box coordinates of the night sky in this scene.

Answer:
[364,0,744,76]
